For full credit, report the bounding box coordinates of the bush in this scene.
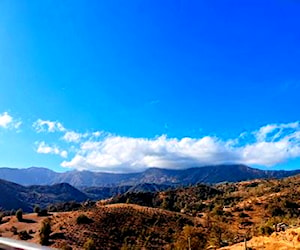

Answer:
[76,214,92,224]
[39,219,52,245]
[19,230,32,240]
[10,226,18,235]
[16,209,23,221]
[83,238,96,250]
[34,205,41,214]
[0,212,3,223]
[38,209,49,217]
[259,225,274,236]
[239,212,249,218]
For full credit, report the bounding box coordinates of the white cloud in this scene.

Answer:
[61,130,103,143]
[0,112,13,128]
[60,150,68,158]
[36,141,68,158]
[33,119,66,133]
[63,131,82,143]
[0,112,22,129]
[254,122,299,142]
[92,131,102,137]
[61,122,300,172]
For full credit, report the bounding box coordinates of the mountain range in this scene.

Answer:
[1,164,300,213]
[0,164,300,187]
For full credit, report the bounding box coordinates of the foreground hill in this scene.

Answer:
[2,174,300,249]
[0,179,88,212]
[1,164,300,187]
[0,204,199,249]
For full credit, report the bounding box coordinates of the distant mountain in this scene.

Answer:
[0,179,88,212]
[0,164,300,187]
[0,167,59,186]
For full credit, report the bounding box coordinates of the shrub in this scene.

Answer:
[16,209,23,221]
[39,219,52,245]
[38,209,49,217]
[0,212,3,223]
[83,238,96,250]
[10,226,18,235]
[34,205,41,214]
[239,212,249,218]
[19,230,32,240]
[259,225,274,236]
[76,214,92,224]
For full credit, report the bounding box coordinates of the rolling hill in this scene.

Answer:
[0,179,88,212]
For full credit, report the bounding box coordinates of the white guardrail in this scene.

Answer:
[0,237,55,250]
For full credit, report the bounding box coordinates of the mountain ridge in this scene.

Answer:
[0,179,89,212]
[0,164,300,187]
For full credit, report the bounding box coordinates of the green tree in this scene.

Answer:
[16,209,23,221]
[0,212,3,223]
[34,205,41,214]
[39,219,52,245]
[76,214,92,224]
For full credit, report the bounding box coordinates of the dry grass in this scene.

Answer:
[220,227,300,250]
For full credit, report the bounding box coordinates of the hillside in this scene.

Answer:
[1,164,300,187]
[107,174,300,248]
[109,184,222,212]
[82,183,172,200]
[2,174,300,249]
[0,179,31,212]
[221,227,300,250]
[0,204,199,250]
[0,180,88,212]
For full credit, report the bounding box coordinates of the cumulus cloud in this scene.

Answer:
[33,119,65,133]
[0,112,22,129]
[36,141,68,158]
[60,122,300,172]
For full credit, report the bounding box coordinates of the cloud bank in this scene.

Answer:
[57,122,300,172]
[32,118,300,172]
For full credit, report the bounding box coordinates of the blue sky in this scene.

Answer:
[0,0,300,172]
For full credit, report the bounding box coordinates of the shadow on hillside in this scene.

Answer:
[51,232,66,239]
[37,211,52,217]
[21,218,36,223]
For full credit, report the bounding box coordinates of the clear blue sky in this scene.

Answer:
[0,0,300,172]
